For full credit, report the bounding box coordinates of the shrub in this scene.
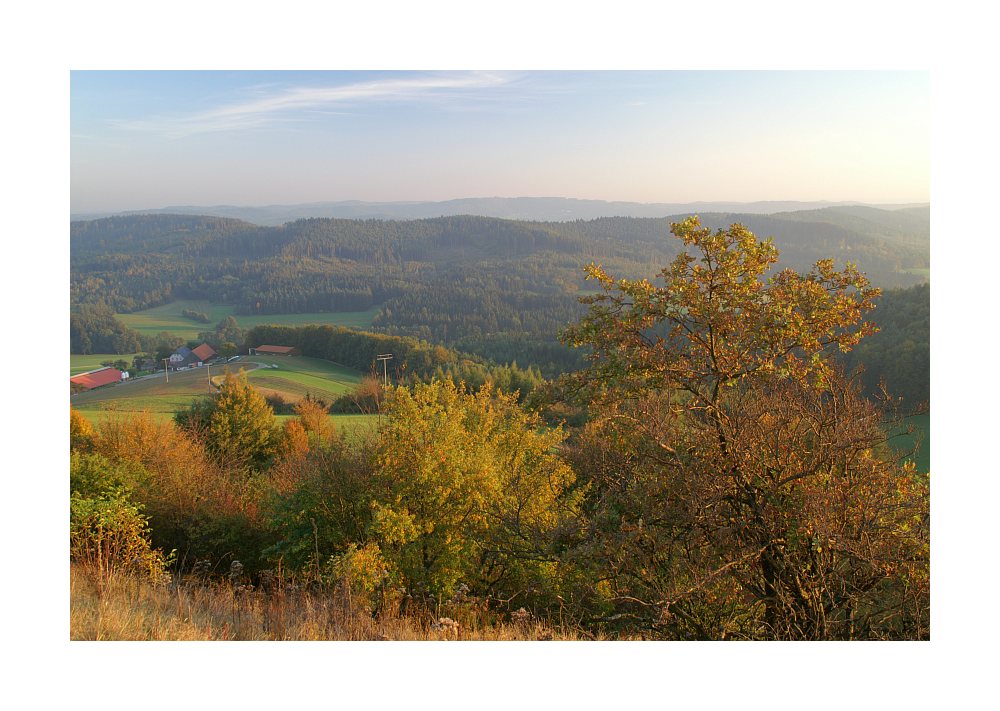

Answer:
[92,411,268,572]
[70,451,147,500]
[263,443,375,572]
[70,493,168,587]
[324,543,392,613]
[70,452,167,588]
[70,408,94,452]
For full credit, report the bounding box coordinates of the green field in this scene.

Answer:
[240,355,361,403]
[71,353,142,376]
[117,299,379,341]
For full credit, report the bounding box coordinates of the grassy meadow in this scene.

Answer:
[117,299,379,341]
[71,354,376,436]
[71,353,142,376]
[242,355,361,401]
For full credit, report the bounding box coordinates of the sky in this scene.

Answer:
[70,70,929,213]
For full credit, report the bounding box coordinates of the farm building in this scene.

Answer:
[70,366,124,391]
[169,343,217,369]
[169,346,193,366]
[251,345,300,356]
[191,343,217,362]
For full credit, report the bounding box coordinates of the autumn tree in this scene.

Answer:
[369,380,579,600]
[560,217,929,639]
[70,408,94,452]
[278,419,310,460]
[175,369,278,471]
[293,394,337,445]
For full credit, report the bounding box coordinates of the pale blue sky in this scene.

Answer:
[71,70,928,213]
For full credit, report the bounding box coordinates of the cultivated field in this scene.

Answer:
[117,299,379,340]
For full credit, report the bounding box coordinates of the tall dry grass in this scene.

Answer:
[70,565,582,641]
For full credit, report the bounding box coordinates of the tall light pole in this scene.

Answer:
[162,358,169,383]
[206,362,212,393]
[376,353,393,388]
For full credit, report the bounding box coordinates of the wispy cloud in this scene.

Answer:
[114,72,514,138]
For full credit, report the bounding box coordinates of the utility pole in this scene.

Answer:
[376,353,393,388]
[162,358,169,383]
[207,363,211,393]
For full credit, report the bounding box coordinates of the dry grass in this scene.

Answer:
[70,566,581,641]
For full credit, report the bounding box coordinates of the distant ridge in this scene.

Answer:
[72,197,930,226]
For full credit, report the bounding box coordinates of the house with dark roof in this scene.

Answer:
[168,343,218,369]
[169,346,193,367]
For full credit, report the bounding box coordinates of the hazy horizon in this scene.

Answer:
[71,71,928,215]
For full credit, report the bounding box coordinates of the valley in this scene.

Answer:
[68,207,931,641]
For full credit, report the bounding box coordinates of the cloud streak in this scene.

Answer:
[115,72,514,138]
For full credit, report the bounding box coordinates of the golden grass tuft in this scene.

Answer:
[70,565,584,641]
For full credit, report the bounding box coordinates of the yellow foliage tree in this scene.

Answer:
[371,380,579,599]
[561,217,928,639]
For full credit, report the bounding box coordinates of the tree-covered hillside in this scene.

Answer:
[839,283,930,408]
[72,208,927,339]
[71,210,930,398]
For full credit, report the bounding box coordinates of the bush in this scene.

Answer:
[182,309,212,323]
[263,443,375,572]
[92,411,266,572]
[70,408,95,452]
[71,451,147,500]
[324,543,392,613]
[70,494,168,587]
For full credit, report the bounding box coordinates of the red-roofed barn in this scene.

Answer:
[70,367,123,391]
[252,345,300,356]
[191,343,217,362]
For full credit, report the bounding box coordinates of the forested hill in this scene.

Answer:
[70,214,258,256]
[71,208,928,384]
[72,207,928,307]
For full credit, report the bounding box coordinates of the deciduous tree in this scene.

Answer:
[561,217,928,639]
[371,380,579,600]
[206,370,278,470]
